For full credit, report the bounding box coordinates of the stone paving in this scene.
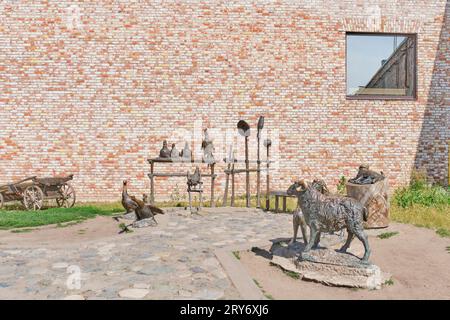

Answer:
[0,208,292,300]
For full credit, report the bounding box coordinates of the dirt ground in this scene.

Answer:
[0,214,172,248]
[239,222,450,300]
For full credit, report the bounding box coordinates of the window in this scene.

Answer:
[346,33,416,99]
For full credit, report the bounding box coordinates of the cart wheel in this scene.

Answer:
[23,185,44,211]
[0,193,4,209]
[56,183,76,208]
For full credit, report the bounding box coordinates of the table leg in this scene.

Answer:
[150,162,155,204]
[275,196,279,213]
[210,163,215,208]
[283,197,287,212]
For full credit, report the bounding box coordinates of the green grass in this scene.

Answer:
[393,172,449,208]
[390,203,450,237]
[391,172,450,237]
[253,279,275,300]
[377,231,399,239]
[232,251,241,260]
[0,205,122,230]
[282,270,300,280]
[384,278,394,286]
[436,228,450,238]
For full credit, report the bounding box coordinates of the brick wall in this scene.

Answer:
[0,1,448,202]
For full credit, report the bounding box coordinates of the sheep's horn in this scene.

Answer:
[298,179,308,189]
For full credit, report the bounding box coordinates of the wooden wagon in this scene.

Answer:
[0,174,76,210]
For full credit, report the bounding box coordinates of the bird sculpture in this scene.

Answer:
[201,128,215,165]
[130,195,165,224]
[121,180,138,214]
[170,143,180,162]
[187,166,202,190]
[159,140,171,158]
[180,142,192,162]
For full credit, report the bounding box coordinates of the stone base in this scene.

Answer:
[123,212,137,220]
[269,241,390,290]
[132,218,157,228]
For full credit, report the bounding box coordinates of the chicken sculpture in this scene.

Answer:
[187,166,202,190]
[122,180,138,214]
[120,180,164,226]
[130,195,165,224]
[201,128,215,165]
[179,142,192,162]
[170,143,180,162]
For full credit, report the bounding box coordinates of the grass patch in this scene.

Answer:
[446,246,450,254]
[253,279,275,300]
[118,223,133,233]
[232,251,241,260]
[0,205,122,230]
[391,203,450,232]
[384,278,394,286]
[377,231,399,239]
[10,228,34,233]
[393,171,449,208]
[282,270,300,280]
[264,293,274,300]
[436,228,450,238]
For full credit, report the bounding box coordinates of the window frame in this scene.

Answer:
[345,32,418,101]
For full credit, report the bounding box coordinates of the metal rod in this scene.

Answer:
[245,136,250,208]
[256,136,261,208]
[265,143,270,210]
[150,162,155,204]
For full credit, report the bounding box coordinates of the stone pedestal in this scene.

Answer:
[268,241,390,290]
[346,179,390,228]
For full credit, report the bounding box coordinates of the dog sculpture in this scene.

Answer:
[287,179,371,261]
[288,179,330,246]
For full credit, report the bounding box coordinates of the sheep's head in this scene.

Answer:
[287,179,308,195]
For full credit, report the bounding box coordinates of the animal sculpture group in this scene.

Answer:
[119,180,165,232]
[287,179,371,262]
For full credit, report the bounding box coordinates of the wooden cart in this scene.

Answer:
[0,174,76,210]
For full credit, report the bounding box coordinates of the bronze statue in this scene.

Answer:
[170,143,180,162]
[287,179,371,262]
[180,142,192,162]
[201,128,215,165]
[349,164,385,185]
[290,179,330,246]
[187,166,203,213]
[159,140,171,158]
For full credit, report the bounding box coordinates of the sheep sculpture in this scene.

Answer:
[289,179,330,246]
[287,179,371,262]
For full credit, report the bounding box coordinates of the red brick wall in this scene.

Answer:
[0,1,448,202]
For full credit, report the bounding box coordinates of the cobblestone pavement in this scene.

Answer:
[0,208,292,300]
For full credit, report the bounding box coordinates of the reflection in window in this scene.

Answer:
[346,33,416,98]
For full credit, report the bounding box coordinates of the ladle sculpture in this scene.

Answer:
[237,120,251,207]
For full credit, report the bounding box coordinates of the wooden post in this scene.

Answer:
[282,196,287,212]
[265,145,270,210]
[245,136,250,208]
[231,162,235,207]
[222,168,230,207]
[275,195,279,213]
[210,163,215,207]
[150,161,155,204]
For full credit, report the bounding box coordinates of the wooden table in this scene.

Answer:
[147,158,216,207]
[268,190,296,213]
